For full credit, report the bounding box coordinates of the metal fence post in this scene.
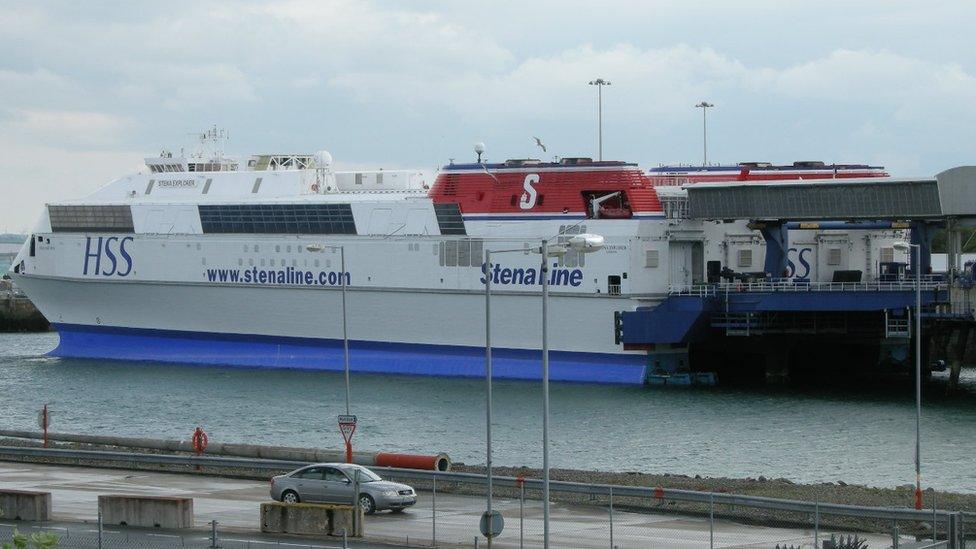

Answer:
[948,512,961,549]
[519,479,525,549]
[892,519,900,549]
[609,485,614,549]
[432,476,437,548]
[342,529,348,549]
[97,508,103,549]
[814,501,819,548]
[210,519,218,549]
[709,492,714,549]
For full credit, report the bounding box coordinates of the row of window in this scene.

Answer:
[49,205,134,233]
[433,203,466,235]
[199,204,356,235]
[147,164,184,173]
[439,239,484,268]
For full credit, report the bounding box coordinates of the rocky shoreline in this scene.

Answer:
[453,463,976,516]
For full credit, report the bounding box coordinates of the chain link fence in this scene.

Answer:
[369,467,969,549]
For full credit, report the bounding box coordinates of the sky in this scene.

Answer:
[0,0,974,231]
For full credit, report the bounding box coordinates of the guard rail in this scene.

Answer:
[0,445,961,525]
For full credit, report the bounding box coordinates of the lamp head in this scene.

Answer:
[306,244,325,252]
[568,233,605,253]
[893,241,912,252]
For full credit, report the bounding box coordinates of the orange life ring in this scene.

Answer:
[192,427,208,455]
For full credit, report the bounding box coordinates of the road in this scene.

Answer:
[0,461,903,548]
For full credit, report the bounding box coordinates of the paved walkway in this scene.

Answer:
[0,462,903,548]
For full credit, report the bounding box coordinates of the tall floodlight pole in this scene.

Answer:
[589,79,611,161]
[484,249,494,548]
[913,243,922,510]
[894,240,923,509]
[695,101,714,166]
[540,238,551,548]
[340,245,350,416]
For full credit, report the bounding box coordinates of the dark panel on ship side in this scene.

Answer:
[687,179,942,220]
[433,203,466,235]
[198,203,357,234]
[49,205,135,233]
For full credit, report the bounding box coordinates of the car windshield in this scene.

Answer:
[347,467,381,482]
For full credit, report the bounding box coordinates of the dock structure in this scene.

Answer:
[620,166,976,386]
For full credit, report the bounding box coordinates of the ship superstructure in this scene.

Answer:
[8,139,910,384]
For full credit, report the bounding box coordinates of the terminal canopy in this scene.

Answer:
[686,166,976,222]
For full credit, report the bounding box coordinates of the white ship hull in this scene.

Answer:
[15,273,649,383]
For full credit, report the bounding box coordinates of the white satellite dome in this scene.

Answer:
[314,150,334,169]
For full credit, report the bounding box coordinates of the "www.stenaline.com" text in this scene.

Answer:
[206,267,351,286]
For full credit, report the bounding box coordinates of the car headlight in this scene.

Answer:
[383,490,399,497]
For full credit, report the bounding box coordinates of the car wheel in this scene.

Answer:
[359,494,376,515]
[281,490,300,504]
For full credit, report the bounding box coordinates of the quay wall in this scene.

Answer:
[0,293,49,332]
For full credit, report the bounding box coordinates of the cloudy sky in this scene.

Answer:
[1,0,974,231]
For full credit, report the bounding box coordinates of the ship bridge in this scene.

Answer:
[618,166,976,384]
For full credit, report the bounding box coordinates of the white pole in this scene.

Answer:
[702,106,708,166]
[485,249,494,547]
[541,239,551,549]
[598,85,603,162]
[914,244,922,509]
[341,245,350,416]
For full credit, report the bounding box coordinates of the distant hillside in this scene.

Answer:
[0,234,26,244]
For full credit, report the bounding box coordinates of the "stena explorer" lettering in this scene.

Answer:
[481,262,584,287]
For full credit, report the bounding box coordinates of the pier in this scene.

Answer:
[0,281,48,332]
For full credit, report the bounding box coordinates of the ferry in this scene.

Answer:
[7,132,907,384]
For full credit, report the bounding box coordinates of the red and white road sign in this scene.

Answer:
[338,414,357,443]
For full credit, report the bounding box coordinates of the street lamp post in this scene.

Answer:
[306,243,352,458]
[695,101,714,166]
[588,79,611,161]
[484,233,604,548]
[484,248,494,548]
[894,240,923,509]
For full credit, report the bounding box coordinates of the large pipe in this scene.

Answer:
[0,430,451,471]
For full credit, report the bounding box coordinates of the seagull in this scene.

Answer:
[533,136,547,153]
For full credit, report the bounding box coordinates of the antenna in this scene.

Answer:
[188,125,230,160]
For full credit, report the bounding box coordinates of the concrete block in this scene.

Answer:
[260,502,363,537]
[0,490,51,521]
[98,495,193,528]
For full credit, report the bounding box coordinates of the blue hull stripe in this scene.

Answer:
[50,324,647,385]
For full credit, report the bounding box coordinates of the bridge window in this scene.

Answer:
[198,204,356,234]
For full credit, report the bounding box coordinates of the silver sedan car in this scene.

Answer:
[270,463,416,514]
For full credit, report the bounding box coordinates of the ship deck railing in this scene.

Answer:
[669,279,949,297]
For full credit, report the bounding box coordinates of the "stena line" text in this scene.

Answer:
[480,262,584,287]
